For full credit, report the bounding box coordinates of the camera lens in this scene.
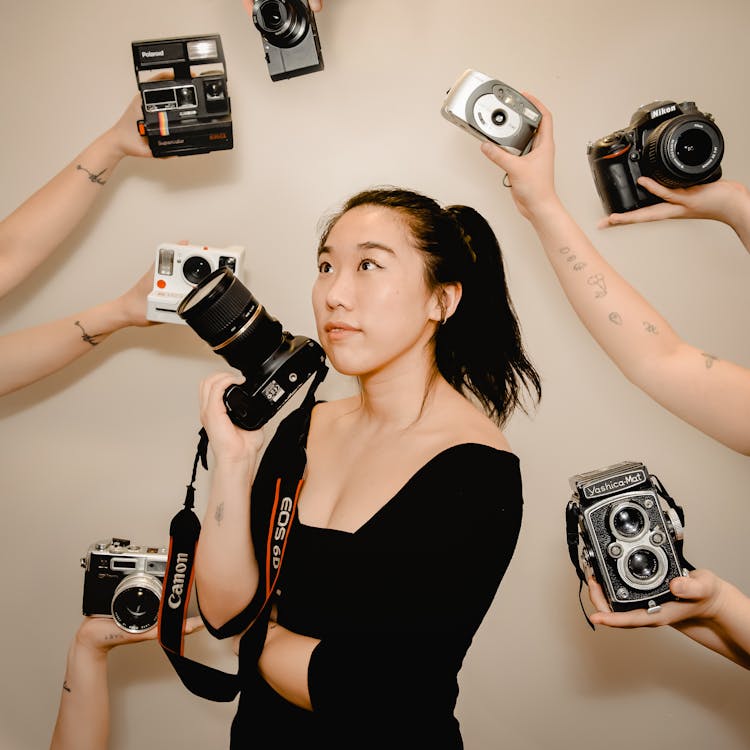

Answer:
[183,255,213,286]
[626,548,659,581]
[111,574,162,633]
[645,114,724,188]
[177,266,284,376]
[491,109,507,126]
[609,503,647,539]
[253,0,309,48]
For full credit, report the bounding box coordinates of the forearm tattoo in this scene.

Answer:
[587,273,607,298]
[608,312,623,325]
[702,352,719,368]
[74,320,103,346]
[557,246,587,271]
[642,321,659,334]
[76,164,107,185]
[214,502,224,526]
[62,680,71,693]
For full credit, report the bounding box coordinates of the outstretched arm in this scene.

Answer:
[480,96,750,456]
[50,616,202,750]
[599,177,750,253]
[0,96,151,299]
[0,265,154,397]
[587,571,750,670]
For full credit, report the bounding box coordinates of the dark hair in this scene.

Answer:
[318,186,542,426]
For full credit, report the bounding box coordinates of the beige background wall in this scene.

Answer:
[1,1,749,748]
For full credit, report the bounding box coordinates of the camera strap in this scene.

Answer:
[564,500,595,631]
[157,365,327,702]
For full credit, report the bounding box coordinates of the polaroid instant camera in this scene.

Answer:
[132,34,233,157]
[147,242,246,324]
[441,69,541,155]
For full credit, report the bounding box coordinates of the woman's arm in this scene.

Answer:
[0,265,154,397]
[195,372,265,629]
[481,96,750,455]
[0,96,151,299]
[587,570,750,669]
[599,177,750,253]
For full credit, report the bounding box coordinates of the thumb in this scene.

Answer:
[480,141,516,172]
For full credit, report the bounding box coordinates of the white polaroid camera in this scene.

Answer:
[147,242,246,324]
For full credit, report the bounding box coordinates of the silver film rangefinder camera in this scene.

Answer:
[441,69,541,155]
[147,242,246,324]
[81,537,168,633]
[566,461,691,613]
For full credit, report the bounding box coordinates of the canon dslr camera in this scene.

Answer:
[566,461,691,613]
[132,34,233,157]
[588,100,723,214]
[441,69,541,155]
[81,537,167,633]
[178,266,327,430]
[251,0,323,81]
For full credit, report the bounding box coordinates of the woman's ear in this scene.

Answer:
[430,283,462,324]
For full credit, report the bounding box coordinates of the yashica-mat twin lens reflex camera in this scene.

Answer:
[147,242,246,324]
[81,538,167,633]
[441,69,542,155]
[132,34,233,157]
[587,99,724,214]
[566,461,690,613]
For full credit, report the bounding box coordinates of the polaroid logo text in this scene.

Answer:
[583,470,647,500]
[142,50,166,58]
[167,552,189,609]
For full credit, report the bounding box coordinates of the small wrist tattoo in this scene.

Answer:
[76,164,107,185]
[74,320,103,346]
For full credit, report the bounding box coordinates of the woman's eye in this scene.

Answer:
[318,260,332,273]
[359,259,380,271]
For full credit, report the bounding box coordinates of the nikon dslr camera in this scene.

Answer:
[147,242,245,324]
[566,461,691,613]
[441,69,541,155]
[587,100,723,214]
[132,34,233,157]
[81,537,167,633]
[251,0,323,81]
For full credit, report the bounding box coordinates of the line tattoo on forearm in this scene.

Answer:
[609,312,623,325]
[587,273,607,298]
[62,680,71,693]
[702,352,718,368]
[74,320,103,346]
[76,164,107,185]
[215,502,225,525]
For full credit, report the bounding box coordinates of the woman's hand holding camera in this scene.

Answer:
[101,94,153,161]
[587,570,750,669]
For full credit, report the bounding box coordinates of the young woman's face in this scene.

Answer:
[312,204,441,379]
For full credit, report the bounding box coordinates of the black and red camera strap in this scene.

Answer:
[157,368,325,701]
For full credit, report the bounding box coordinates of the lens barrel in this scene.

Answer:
[253,0,309,48]
[111,574,162,633]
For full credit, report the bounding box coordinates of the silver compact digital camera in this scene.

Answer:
[147,242,246,324]
[441,69,541,155]
[566,461,691,613]
[81,537,168,633]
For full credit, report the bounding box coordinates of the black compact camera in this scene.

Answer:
[566,461,691,613]
[251,0,323,81]
[81,537,167,632]
[178,266,327,430]
[587,100,724,214]
[132,34,233,157]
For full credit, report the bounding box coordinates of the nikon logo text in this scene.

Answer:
[583,470,647,500]
[142,50,166,58]
[167,552,189,609]
[650,105,677,119]
[271,496,293,570]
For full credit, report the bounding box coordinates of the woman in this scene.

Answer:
[196,187,541,747]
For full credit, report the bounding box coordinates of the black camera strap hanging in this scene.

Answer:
[157,365,327,701]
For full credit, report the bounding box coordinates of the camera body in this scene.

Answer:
[147,242,246,324]
[587,100,724,214]
[132,34,233,157]
[252,0,323,81]
[441,69,541,155]
[567,461,690,612]
[81,537,167,632]
[178,266,328,430]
